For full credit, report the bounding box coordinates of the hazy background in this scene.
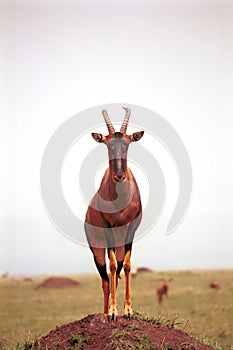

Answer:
[1,0,233,276]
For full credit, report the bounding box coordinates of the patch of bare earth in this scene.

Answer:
[36,277,80,289]
[34,313,214,350]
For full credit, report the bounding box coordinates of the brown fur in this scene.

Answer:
[156,278,172,304]
[85,108,144,319]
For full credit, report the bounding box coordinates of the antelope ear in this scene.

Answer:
[92,133,106,143]
[130,131,144,142]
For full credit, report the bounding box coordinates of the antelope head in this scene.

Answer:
[92,108,144,183]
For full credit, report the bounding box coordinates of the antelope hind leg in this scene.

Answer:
[123,250,133,318]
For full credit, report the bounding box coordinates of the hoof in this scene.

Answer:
[124,314,133,320]
[108,314,118,322]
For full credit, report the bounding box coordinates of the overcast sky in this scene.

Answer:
[1,0,233,276]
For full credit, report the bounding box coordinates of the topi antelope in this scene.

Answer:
[85,107,144,321]
[156,278,172,304]
[210,281,220,289]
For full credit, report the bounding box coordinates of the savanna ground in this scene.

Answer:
[0,270,232,349]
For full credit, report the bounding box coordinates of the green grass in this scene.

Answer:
[0,270,232,349]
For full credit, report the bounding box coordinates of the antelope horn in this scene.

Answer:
[102,109,115,134]
[120,107,131,134]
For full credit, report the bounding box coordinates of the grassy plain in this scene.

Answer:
[0,270,232,349]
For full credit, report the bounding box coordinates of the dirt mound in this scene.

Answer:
[137,267,153,273]
[36,277,80,289]
[34,313,214,350]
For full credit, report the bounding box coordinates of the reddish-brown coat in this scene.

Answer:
[84,108,144,319]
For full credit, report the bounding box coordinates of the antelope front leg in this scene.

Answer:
[102,278,110,314]
[108,249,118,321]
[123,250,133,318]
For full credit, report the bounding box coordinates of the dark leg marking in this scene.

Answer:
[116,261,123,277]
[94,257,109,282]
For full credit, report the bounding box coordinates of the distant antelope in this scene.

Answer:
[1,272,8,279]
[156,278,172,304]
[210,281,220,289]
[130,267,138,279]
[85,107,144,321]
